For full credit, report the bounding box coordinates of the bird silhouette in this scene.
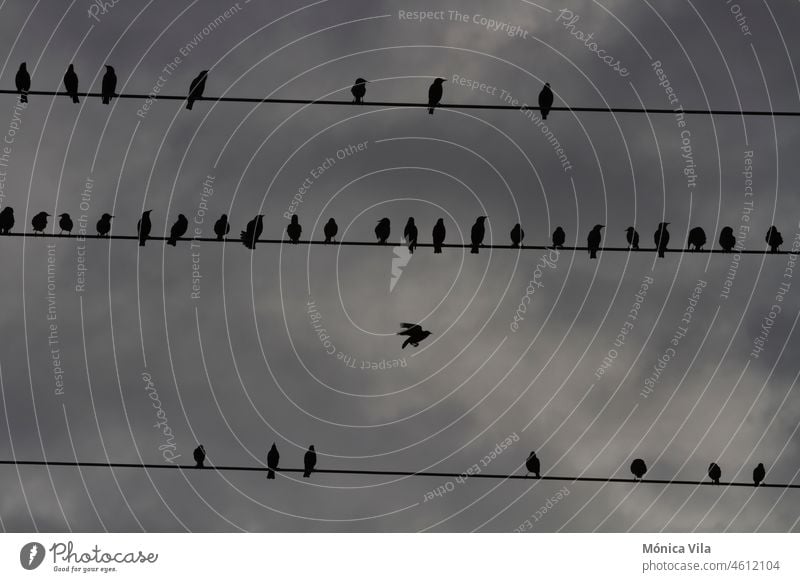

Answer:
[525,451,540,478]
[287,214,302,243]
[241,215,264,249]
[428,78,445,114]
[31,211,50,234]
[186,70,208,110]
[324,218,338,243]
[654,222,670,258]
[432,218,446,254]
[351,78,368,104]
[471,216,487,254]
[0,207,15,234]
[630,458,647,480]
[552,226,565,249]
[718,226,736,252]
[375,218,390,244]
[267,443,280,479]
[587,224,604,259]
[708,462,721,485]
[96,213,113,236]
[753,462,765,487]
[15,63,30,103]
[58,213,73,235]
[625,227,639,250]
[101,65,116,104]
[538,82,554,119]
[404,217,418,253]
[510,223,524,248]
[213,214,230,240]
[303,445,316,478]
[193,445,205,469]
[137,210,152,246]
[687,226,706,251]
[167,214,188,246]
[397,323,432,349]
[766,226,783,253]
[63,64,79,103]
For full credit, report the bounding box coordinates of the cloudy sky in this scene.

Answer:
[1,0,799,532]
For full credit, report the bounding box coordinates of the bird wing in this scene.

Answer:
[398,323,421,336]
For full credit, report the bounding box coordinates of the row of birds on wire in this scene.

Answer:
[10,62,557,116]
[192,444,771,487]
[0,207,787,255]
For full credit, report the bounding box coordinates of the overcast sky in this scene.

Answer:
[1,0,800,532]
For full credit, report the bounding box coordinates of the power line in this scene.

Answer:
[1,89,797,116]
[1,459,795,489]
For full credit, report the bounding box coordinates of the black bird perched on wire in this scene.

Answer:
[718,226,736,252]
[267,443,280,479]
[397,323,432,349]
[287,214,302,243]
[31,211,50,234]
[766,226,783,253]
[58,213,73,235]
[15,63,30,103]
[193,445,205,469]
[0,207,15,234]
[525,451,540,478]
[96,213,113,236]
[428,77,445,114]
[654,222,670,258]
[510,223,524,248]
[303,445,316,478]
[186,70,208,110]
[708,462,721,485]
[101,65,117,104]
[241,215,264,249]
[375,218,390,244]
[63,64,79,103]
[213,214,230,240]
[687,226,706,251]
[630,458,647,480]
[432,218,446,254]
[552,226,565,249]
[625,227,639,250]
[587,224,604,259]
[167,214,188,246]
[404,217,418,253]
[753,462,765,487]
[137,210,152,246]
[471,216,487,254]
[324,218,338,243]
[351,78,368,104]
[538,82,554,120]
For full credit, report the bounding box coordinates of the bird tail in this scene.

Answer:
[324,236,331,243]
[267,470,275,479]
[401,338,411,349]
[428,107,434,114]
[102,96,109,104]
[303,470,311,478]
[139,238,146,247]
[541,113,547,120]
[590,249,596,259]
[20,94,27,103]
[471,245,478,254]
[167,238,177,246]
[72,95,79,103]
[658,250,665,258]
[186,100,193,110]
[434,245,441,254]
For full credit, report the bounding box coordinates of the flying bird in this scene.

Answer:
[0,207,15,234]
[15,63,30,103]
[625,227,639,250]
[428,77,445,114]
[404,217,418,253]
[432,218,446,254]
[587,224,604,259]
[287,214,302,243]
[324,218,338,243]
[630,458,647,480]
[303,445,317,478]
[654,222,670,258]
[96,213,113,236]
[241,215,264,249]
[101,65,117,104]
[538,82,554,119]
[351,78,368,104]
[267,443,280,479]
[58,213,73,235]
[552,226,565,249]
[708,462,721,485]
[167,214,188,246]
[525,451,540,478]
[213,214,230,240]
[687,226,706,251]
[718,226,736,252]
[471,216,487,254]
[375,218,390,244]
[137,210,152,246]
[63,64,79,103]
[510,223,524,248]
[397,323,432,349]
[753,462,765,487]
[186,70,208,110]
[31,211,50,234]
[193,445,206,469]
[766,226,783,253]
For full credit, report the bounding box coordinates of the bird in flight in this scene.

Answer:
[324,218,338,243]
[708,462,721,485]
[214,214,230,240]
[687,226,706,251]
[397,323,432,349]
[718,226,736,252]
[625,227,639,250]
[31,211,50,234]
[58,213,73,235]
[167,214,188,246]
[552,226,565,249]
[287,214,302,244]
[766,226,783,253]
[587,224,604,259]
[753,462,765,487]
[186,70,208,110]
[351,78,368,104]
[654,222,670,258]
[193,445,206,469]
[375,218,391,244]
[538,82,554,119]
[0,207,15,234]
[630,458,647,480]
[63,64,79,103]
[471,216,487,254]
[241,215,264,249]
[96,213,113,237]
[510,223,524,248]
[432,218,446,254]
[303,445,317,478]
[267,443,280,479]
[428,78,445,114]
[525,451,540,478]
[15,63,30,103]
[137,210,152,246]
[101,65,117,104]
[404,217,418,253]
